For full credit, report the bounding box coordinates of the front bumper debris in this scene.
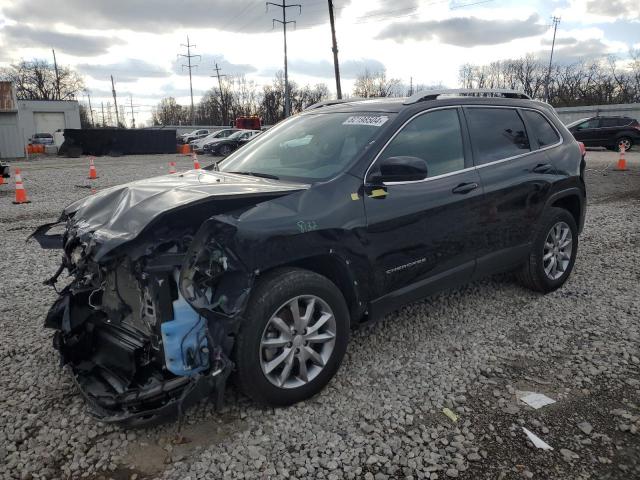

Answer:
[37,215,253,426]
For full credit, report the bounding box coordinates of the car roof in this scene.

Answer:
[302,89,552,116]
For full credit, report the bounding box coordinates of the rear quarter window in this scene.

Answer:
[466,108,531,164]
[521,110,561,148]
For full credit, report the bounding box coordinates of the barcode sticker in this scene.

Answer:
[343,115,389,127]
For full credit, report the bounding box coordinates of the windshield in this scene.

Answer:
[228,130,247,140]
[219,112,394,182]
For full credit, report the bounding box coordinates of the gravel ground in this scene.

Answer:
[0,150,638,480]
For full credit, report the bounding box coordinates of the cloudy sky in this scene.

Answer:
[0,0,638,125]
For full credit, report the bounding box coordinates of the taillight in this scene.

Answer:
[578,141,586,157]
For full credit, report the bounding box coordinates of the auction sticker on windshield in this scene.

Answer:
[343,115,389,127]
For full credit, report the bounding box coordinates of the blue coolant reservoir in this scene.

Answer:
[161,272,209,376]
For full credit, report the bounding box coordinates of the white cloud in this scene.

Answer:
[554,0,640,23]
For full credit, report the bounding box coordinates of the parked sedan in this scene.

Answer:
[190,129,240,152]
[31,133,54,145]
[204,129,261,156]
[180,129,210,144]
[566,116,640,151]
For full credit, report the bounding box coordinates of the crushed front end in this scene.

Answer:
[35,215,250,427]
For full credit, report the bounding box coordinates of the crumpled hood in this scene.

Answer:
[63,169,308,257]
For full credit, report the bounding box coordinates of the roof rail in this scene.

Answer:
[404,89,531,105]
[304,98,362,110]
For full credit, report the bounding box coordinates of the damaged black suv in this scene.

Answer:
[33,89,586,425]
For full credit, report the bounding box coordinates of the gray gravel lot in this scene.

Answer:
[0,150,638,480]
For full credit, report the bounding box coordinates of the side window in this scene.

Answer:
[577,118,599,129]
[599,118,619,127]
[521,110,560,148]
[376,109,465,178]
[466,108,530,164]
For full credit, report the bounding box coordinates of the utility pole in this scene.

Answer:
[267,0,301,118]
[211,62,228,125]
[327,0,342,99]
[101,102,105,128]
[545,16,561,103]
[409,76,414,96]
[52,49,61,100]
[87,92,95,127]
[129,95,136,129]
[179,35,200,125]
[111,75,120,127]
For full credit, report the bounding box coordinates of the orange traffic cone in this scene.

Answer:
[169,161,177,174]
[88,157,98,179]
[192,153,201,170]
[12,168,30,204]
[614,143,628,171]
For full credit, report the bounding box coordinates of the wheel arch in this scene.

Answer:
[261,254,365,325]
[547,189,584,233]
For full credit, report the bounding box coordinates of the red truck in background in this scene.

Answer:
[235,116,261,130]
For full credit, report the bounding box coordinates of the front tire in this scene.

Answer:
[234,268,350,406]
[518,207,578,293]
[219,144,232,156]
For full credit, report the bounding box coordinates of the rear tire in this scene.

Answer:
[234,268,350,406]
[518,207,578,293]
[617,137,633,151]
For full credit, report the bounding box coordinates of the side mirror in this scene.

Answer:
[372,156,429,183]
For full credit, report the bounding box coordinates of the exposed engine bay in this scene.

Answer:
[41,223,237,426]
[31,170,308,426]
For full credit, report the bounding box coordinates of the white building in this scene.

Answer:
[0,81,81,159]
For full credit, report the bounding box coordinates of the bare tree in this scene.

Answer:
[459,52,640,106]
[353,69,402,98]
[0,60,85,100]
[152,73,329,127]
[151,97,190,125]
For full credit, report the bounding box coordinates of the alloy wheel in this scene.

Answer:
[543,221,573,280]
[618,138,632,151]
[259,295,336,389]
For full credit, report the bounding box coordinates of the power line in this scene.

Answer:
[211,62,229,125]
[111,75,120,127]
[267,0,301,118]
[328,0,342,99]
[129,94,136,128]
[296,0,495,30]
[545,16,561,103]
[87,92,94,127]
[52,49,61,100]
[178,35,201,125]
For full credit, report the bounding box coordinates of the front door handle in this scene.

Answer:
[532,163,553,174]
[452,182,478,194]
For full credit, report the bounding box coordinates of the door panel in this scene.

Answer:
[362,107,484,299]
[464,106,555,275]
[571,118,600,146]
[364,170,483,296]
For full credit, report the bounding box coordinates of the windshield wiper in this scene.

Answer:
[228,171,280,180]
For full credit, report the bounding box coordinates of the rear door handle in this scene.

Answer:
[532,163,553,174]
[452,182,479,194]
